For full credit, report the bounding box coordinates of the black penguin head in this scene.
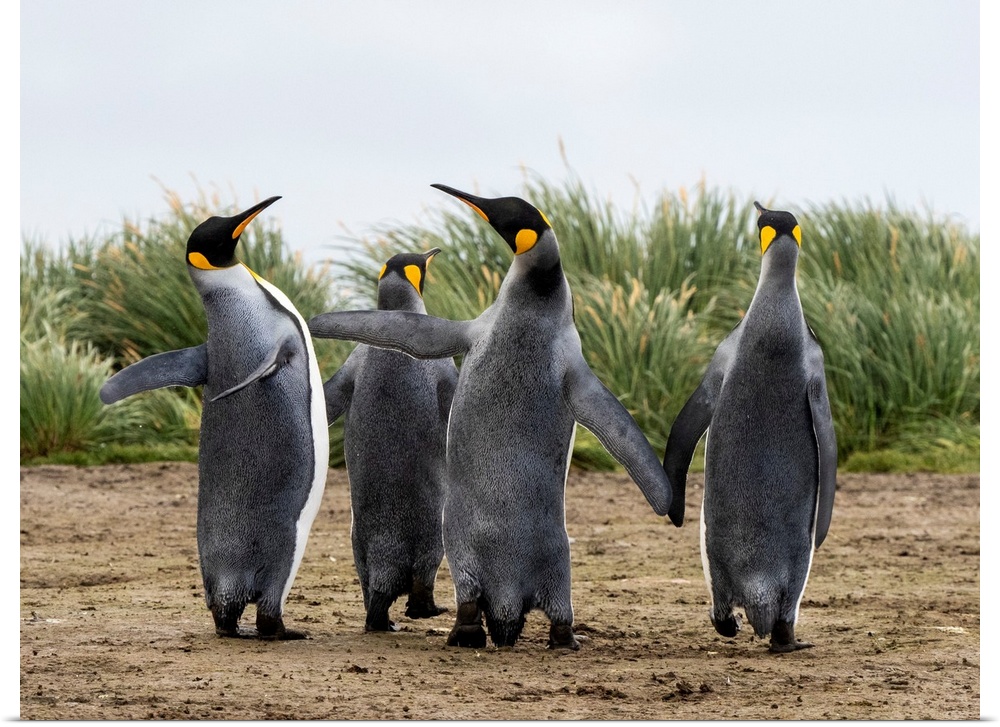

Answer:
[754,201,801,255]
[377,247,441,302]
[431,184,552,256]
[186,196,281,269]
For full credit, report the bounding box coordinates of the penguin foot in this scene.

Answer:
[547,623,581,651]
[256,614,307,640]
[446,624,487,648]
[446,601,487,648]
[712,613,742,638]
[215,626,255,639]
[768,619,812,653]
[260,628,309,641]
[211,603,247,638]
[404,601,448,620]
[405,580,448,619]
[768,639,814,654]
[364,619,400,633]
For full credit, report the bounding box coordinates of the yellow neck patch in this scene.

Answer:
[378,263,388,280]
[760,224,803,253]
[540,210,552,228]
[514,228,538,255]
[404,264,423,295]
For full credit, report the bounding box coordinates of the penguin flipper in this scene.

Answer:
[661,327,738,526]
[661,381,716,527]
[563,360,672,517]
[308,310,474,360]
[100,344,208,404]
[210,335,297,403]
[806,346,838,548]
[322,350,359,425]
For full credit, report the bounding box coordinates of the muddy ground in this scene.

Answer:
[19,464,979,720]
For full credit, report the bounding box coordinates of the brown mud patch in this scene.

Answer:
[20,464,979,719]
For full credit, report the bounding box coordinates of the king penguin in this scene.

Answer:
[100,196,328,640]
[323,248,457,632]
[309,184,672,650]
[662,202,837,652]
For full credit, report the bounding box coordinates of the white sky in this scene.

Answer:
[19,0,980,267]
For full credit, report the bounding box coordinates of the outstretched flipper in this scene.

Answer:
[309,310,475,360]
[210,334,299,402]
[562,358,672,517]
[806,338,837,547]
[661,327,740,526]
[322,350,359,425]
[100,344,208,404]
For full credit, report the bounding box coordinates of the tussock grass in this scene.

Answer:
[330,179,978,472]
[20,189,345,464]
[573,275,717,450]
[19,331,198,459]
[21,182,979,472]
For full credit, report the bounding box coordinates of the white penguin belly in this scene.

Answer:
[254,276,329,610]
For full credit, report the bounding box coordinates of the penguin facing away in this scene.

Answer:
[309,184,673,650]
[100,197,328,640]
[323,248,457,633]
[662,201,837,653]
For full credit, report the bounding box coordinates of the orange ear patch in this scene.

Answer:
[404,264,423,294]
[514,229,538,255]
[760,226,776,254]
[187,252,217,270]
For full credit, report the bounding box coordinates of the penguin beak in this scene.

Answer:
[423,247,442,263]
[431,184,491,224]
[753,201,768,216]
[231,196,282,240]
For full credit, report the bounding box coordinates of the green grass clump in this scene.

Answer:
[21,443,200,467]
[20,188,347,465]
[841,417,979,473]
[21,179,979,472]
[800,202,979,455]
[572,274,717,451]
[331,178,977,471]
[20,331,199,460]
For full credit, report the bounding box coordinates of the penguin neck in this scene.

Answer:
[377,287,426,313]
[508,238,567,299]
[498,249,571,310]
[751,241,799,301]
[743,241,804,340]
[189,262,256,314]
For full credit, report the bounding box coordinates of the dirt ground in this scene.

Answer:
[19,463,979,720]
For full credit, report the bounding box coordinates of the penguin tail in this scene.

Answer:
[483,598,529,647]
[743,586,780,638]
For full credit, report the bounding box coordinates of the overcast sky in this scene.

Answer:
[19,0,981,267]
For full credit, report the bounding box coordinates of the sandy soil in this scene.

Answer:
[20,463,979,720]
